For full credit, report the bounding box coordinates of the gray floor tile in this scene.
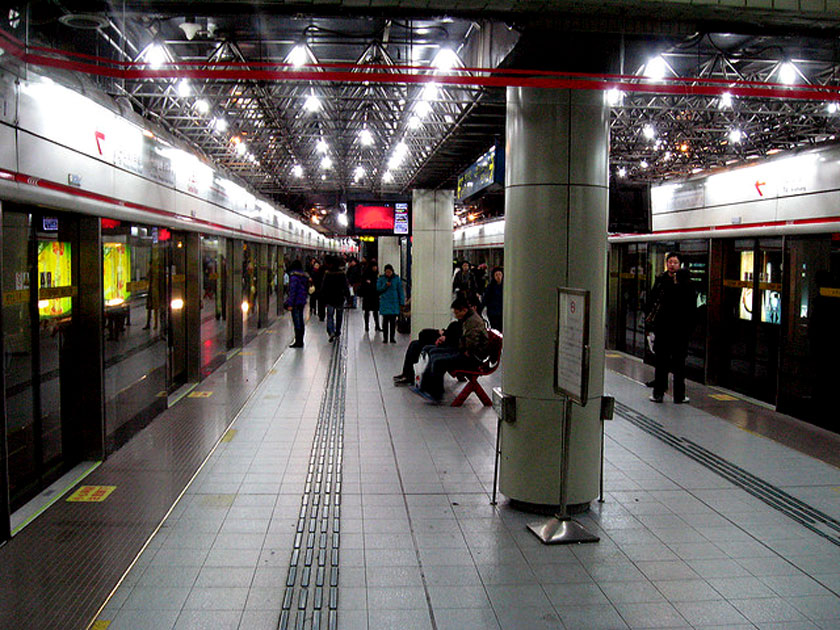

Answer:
[122,586,192,610]
[613,601,687,628]
[600,580,666,604]
[729,597,809,623]
[367,609,433,630]
[182,587,249,610]
[106,608,181,630]
[653,578,721,602]
[672,599,750,626]
[173,609,241,630]
[555,604,629,629]
[433,607,501,630]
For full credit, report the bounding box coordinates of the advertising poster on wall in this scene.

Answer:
[37,241,72,319]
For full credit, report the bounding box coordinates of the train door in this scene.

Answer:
[718,238,783,403]
[166,230,187,391]
[2,209,79,509]
[615,243,648,358]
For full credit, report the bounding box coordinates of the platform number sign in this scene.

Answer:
[554,288,591,406]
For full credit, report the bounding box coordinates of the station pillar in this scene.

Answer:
[410,190,454,339]
[377,237,402,278]
[499,87,609,509]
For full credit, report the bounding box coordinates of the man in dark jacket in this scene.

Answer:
[393,319,462,384]
[320,256,351,342]
[412,296,489,403]
[284,260,309,348]
[647,252,696,403]
[346,258,362,309]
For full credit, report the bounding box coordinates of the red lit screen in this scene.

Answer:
[354,205,394,231]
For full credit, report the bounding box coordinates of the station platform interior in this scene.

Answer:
[3,309,840,630]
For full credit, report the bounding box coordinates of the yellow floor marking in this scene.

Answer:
[605,353,623,358]
[239,351,255,356]
[91,621,111,629]
[269,369,278,375]
[67,486,116,503]
[710,393,738,401]
[187,391,213,398]
[220,429,238,442]
[200,494,236,507]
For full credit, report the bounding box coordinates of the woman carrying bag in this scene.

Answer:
[377,264,405,344]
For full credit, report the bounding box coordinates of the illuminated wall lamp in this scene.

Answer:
[171,298,185,310]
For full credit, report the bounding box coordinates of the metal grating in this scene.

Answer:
[280,332,347,630]
[615,401,840,548]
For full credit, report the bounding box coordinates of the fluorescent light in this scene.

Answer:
[383,171,394,183]
[394,141,408,157]
[316,138,329,154]
[213,117,228,132]
[177,79,191,97]
[729,128,743,144]
[292,164,303,178]
[779,62,797,85]
[828,102,839,114]
[388,154,403,170]
[235,142,247,155]
[146,44,167,69]
[643,124,656,140]
[422,82,439,101]
[304,93,321,113]
[408,115,422,130]
[432,48,459,71]
[353,166,365,181]
[644,55,668,80]
[359,128,374,146]
[194,99,210,114]
[321,155,333,169]
[289,45,307,68]
[617,167,627,178]
[718,92,733,109]
[606,88,624,106]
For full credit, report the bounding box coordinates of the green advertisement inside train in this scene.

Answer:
[103,243,132,306]
[37,241,71,319]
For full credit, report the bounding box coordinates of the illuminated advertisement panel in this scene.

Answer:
[37,241,72,319]
[103,243,132,306]
[355,204,395,231]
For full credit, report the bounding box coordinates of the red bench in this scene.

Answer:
[448,329,503,407]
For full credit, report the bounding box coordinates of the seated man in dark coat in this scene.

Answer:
[411,296,489,403]
[393,319,462,385]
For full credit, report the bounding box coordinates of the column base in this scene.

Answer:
[508,498,591,516]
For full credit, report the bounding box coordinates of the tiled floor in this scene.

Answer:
[95,311,840,629]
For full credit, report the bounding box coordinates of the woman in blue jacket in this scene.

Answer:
[284,260,309,348]
[377,264,405,343]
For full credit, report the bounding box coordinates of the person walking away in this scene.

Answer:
[481,267,504,332]
[360,261,381,333]
[377,264,405,343]
[412,296,489,403]
[320,256,351,343]
[646,252,696,403]
[393,318,462,385]
[284,260,309,348]
[309,260,325,321]
[346,258,361,309]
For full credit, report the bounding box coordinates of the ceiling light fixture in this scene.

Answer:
[718,92,733,109]
[828,102,839,115]
[729,128,743,144]
[414,100,432,118]
[408,115,422,130]
[292,164,303,178]
[644,55,668,81]
[432,48,459,72]
[640,160,649,169]
[304,93,321,113]
[289,44,308,68]
[337,213,349,227]
[383,171,394,183]
[316,138,329,154]
[213,117,227,132]
[779,61,798,85]
[617,167,627,178]
[606,88,624,106]
[177,79,191,97]
[353,166,365,181]
[235,142,247,156]
[194,99,210,114]
[145,44,167,69]
[359,128,374,146]
[320,155,333,170]
[422,82,439,101]
[643,124,656,140]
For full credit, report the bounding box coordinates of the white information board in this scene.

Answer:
[554,288,590,405]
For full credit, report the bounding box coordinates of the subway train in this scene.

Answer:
[0,68,352,511]
[455,143,840,434]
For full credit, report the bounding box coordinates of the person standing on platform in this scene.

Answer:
[284,260,309,348]
[320,256,351,343]
[346,257,361,309]
[360,260,381,333]
[309,259,325,321]
[412,296,488,403]
[646,252,696,404]
[452,260,477,303]
[377,264,404,343]
[480,267,504,332]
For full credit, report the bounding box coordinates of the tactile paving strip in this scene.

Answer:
[279,333,347,630]
[616,401,840,548]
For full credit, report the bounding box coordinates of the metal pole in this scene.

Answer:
[491,415,501,506]
[599,418,605,503]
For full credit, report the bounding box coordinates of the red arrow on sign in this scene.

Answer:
[755,180,766,196]
[95,131,105,155]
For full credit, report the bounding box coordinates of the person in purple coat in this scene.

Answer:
[284,260,310,348]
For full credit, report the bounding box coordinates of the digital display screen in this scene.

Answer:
[354,204,395,231]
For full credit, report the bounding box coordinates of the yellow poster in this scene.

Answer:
[103,243,132,306]
[37,241,72,319]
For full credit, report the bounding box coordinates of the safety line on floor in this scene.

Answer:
[279,332,346,630]
[615,401,840,548]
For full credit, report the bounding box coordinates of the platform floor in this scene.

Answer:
[4,309,840,630]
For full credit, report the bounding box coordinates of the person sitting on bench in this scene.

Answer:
[393,318,462,385]
[411,296,488,403]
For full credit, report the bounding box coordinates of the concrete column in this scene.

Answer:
[410,190,454,339]
[500,87,609,508]
[377,237,402,278]
[185,232,201,383]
